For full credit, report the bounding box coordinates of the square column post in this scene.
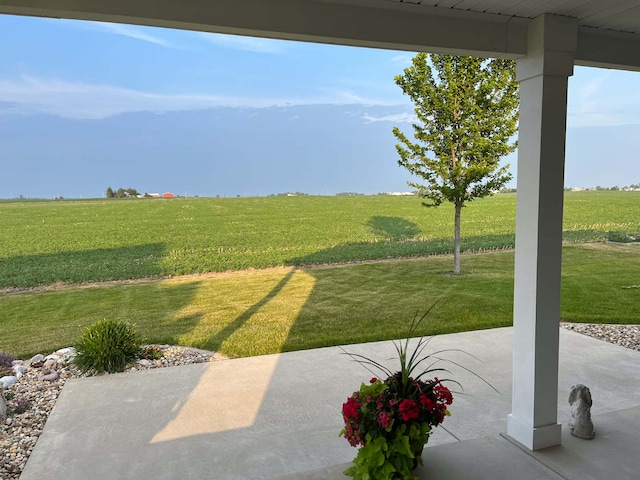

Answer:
[507,14,577,451]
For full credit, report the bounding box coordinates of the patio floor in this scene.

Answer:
[19,327,640,480]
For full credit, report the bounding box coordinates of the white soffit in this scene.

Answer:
[0,0,639,70]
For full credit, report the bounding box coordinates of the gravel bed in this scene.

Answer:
[561,322,640,351]
[0,345,226,479]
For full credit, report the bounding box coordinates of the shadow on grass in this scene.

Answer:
[284,228,610,267]
[0,278,203,358]
[366,216,420,241]
[0,243,166,289]
[178,219,612,357]
[203,269,297,353]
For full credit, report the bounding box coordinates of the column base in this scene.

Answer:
[507,414,562,450]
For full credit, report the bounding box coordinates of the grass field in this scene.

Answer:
[1,192,638,359]
[0,243,638,359]
[1,191,639,289]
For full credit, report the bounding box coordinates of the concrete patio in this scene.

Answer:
[20,327,640,480]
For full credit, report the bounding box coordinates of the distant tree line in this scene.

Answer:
[106,187,140,198]
[267,192,310,197]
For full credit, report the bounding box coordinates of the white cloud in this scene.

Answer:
[198,32,289,54]
[389,53,414,67]
[61,20,178,48]
[0,77,401,120]
[362,112,415,124]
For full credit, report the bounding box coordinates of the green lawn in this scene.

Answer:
[1,191,639,289]
[1,243,638,359]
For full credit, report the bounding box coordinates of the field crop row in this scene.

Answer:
[0,191,638,288]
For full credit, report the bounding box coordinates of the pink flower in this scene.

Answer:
[377,411,391,428]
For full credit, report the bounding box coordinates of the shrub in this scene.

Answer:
[74,320,143,374]
[0,352,17,368]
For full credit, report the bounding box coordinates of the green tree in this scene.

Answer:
[106,187,114,198]
[393,53,518,274]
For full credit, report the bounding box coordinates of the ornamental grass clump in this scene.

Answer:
[0,352,17,368]
[340,308,496,480]
[74,320,142,374]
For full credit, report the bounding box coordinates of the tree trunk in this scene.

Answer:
[453,203,462,274]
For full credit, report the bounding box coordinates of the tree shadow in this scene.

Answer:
[0,277,204,358]
[201,269,297,353]
[366,216,420,241]
[0,243,167,289]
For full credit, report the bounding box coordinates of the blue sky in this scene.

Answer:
[1,14,639,198]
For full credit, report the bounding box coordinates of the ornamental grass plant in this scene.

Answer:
[74,320,143,374]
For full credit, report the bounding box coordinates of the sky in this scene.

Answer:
[0,14,639,198]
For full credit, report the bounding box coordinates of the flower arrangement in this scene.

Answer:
[340,309,483,480]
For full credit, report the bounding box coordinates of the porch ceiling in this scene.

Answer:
[0,0,639,70]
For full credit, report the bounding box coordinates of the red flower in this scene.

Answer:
[370,377,378,384]
[342,397,361,419]
[398,399,420,421]
[433,404,447,424]
[435,384,453,405]
[419,394,436,411]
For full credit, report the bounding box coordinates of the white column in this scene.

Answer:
[507,14,577,451]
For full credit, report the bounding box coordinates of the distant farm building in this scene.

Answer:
[162,192,174,198]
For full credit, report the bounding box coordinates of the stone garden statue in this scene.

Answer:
[568,384,595,439]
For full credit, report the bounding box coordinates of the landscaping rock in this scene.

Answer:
[27,354,45,368]
[12,365,26,379]
[43,358,58,370]
[0,388,6,421]
[55,347,75,356]
[0,376,17,389]
[39,371,60,382]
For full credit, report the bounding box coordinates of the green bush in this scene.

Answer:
[74,320,143,374]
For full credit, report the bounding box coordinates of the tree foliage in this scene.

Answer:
[105,187,140,198]
[393,53,518,274]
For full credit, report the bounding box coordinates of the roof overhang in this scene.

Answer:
[0,0,639,71]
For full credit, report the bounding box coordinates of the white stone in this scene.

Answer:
[0,375,18,388]
[55,347,76,356]
[12,365,26,379]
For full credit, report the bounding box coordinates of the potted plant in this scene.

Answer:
[340,310,491,480]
